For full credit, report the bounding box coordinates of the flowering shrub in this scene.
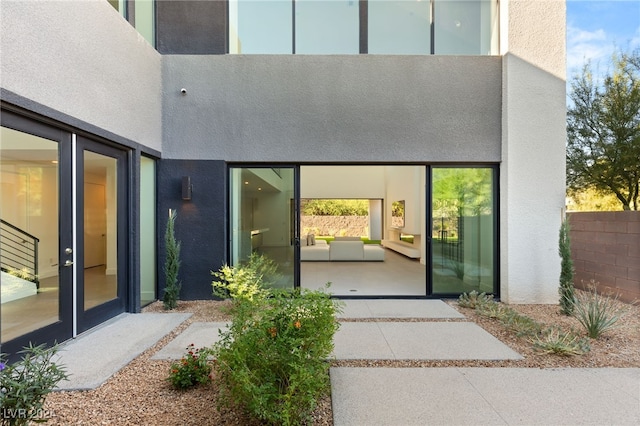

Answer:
[213,287,342,426]
[167,344,212,389]
[0,343,67,426]
[211,252,277,302]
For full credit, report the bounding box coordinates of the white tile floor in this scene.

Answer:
[301,248,427,296]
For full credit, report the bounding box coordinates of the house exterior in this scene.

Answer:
[0,0,566,356]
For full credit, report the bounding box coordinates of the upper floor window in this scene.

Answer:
[107,0,156,47]
[229,0,498,55]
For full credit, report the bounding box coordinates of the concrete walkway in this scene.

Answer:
[53,300,640,424]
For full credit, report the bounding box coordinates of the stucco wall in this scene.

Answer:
[0,0,162,151]
[162,55,502,162]
[568,212,640,304]
[500,0,567,303]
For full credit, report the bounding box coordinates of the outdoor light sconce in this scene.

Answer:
[182,176,192,200]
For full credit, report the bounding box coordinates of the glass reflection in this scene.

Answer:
[230,168,295,290]
[230,0,293,54]
[83,151,118,310]
[434,0,495,55]
[431,168,494,294]
[368,0,431,54]
[295,0,359,54]
[1,127,60,343]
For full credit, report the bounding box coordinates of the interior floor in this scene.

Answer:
[301,249,427,296]
[1,266,117,343]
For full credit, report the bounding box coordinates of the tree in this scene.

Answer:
[558,220,575,316]
[567,49,640,210]
[163,209,181,310]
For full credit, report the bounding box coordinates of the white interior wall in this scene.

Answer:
[300,166,385,199]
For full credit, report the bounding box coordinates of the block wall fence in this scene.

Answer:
[567,212,640,304]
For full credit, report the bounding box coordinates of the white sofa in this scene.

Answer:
[301,238,385,262]
[300,239,330,261]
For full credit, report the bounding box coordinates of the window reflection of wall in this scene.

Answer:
[228,0,498,55]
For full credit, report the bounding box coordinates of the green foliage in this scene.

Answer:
[213,287,342,426]
[167,344,212,390]
[4,267,38,285]
[163,209,181,310]
[475,299,509,319]
[0,344,68,426]
[566,187,624,211]
[501,310,543,337]
[531,327,590,356]
[457,290,493,309]
[301,199,369,216]
[211,252,278,301]
[558,220,576,315]
[472,299,590,356]
[573,282,629,338]
[567,48,640,211]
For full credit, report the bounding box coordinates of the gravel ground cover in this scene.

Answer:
[43,296,639,425]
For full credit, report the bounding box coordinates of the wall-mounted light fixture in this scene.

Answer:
[182,176,192,200]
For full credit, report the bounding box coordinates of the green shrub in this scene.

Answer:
[212,252,278,301]
[163,209,181,310]
[558,220,576,315]
[0,344,68,426]
[167,344,212,390]
[458,290,492,309]
[573,282,628,338]
[213,287,341,426]
[531,327,590,356]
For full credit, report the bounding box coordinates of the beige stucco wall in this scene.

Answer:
[500,0,567,303]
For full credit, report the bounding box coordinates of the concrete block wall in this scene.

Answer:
[568,212,640,304]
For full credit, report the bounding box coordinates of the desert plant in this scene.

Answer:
[458,290,492,309]
[167,344,212,390]
[501,310,543,337]
[475,299,509,319]
[211,252,278,301]
[213,287,342,426]
[573,281,628,338]
[558,220,576,315]
[531,327,590,356]
[0,344,68,426]
[163,209,181,310]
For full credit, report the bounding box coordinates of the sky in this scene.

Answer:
[567,0,640,77]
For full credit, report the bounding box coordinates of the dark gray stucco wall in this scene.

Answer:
[157,160,227,300]
[162,55,502,162]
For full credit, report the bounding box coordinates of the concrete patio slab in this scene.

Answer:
[151,322,229,360]
[332,322,522,360]
[330,367,640,426]
[337,299,465,319]
[54,312,191,391]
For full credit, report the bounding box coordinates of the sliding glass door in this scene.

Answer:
[229,167,298,290]
[430,167,496,295]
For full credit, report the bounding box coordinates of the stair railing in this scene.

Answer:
[0,219,40,288]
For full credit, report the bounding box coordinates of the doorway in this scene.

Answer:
[0,112,128,356]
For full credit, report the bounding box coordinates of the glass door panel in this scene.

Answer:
[431,167,495,295]
[83,151,118,310]
[77,138,127,333]
[230,167,296,290]
[0,126,62,342]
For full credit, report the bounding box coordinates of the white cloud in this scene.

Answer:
[567,25,611,71]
